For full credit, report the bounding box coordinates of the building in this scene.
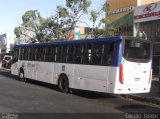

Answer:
[106,0,160,76]
[106,0,137,36]
[80,26,93,39]
[69,26,94,40]
[106,0,160,36]
[0,33,15,54]
[140,0,160,5]
[134,1,160,75]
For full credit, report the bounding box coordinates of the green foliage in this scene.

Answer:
[105,26,117,36]
[88,1,117,38]
[14,0,115,42]
[102,1,110,11]
[90,10,98,24]
[14,10,43,42]
[57,6,68,18]
[88,1,106,38]
[14,0,91,42]
[66,0,91,13]
[52,0,91,40]
[22,10,41,27]
[14,27,22,38]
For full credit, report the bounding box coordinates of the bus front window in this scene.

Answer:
[123,40,151,62]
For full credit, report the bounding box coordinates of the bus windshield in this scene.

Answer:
[123,39,151,62]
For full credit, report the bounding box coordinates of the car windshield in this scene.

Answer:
[5,57,11,60]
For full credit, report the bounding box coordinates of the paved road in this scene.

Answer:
[0,70,160,118]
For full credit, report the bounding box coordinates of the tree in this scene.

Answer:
[37,17,58,42]
[88,1,116,38]
[89,10,105,38]
[87,1,107,38]
[103,2,117,36]
[14,0,91,42]
[14,10,44,42]
[14,26,22,38]
[51,0,91,40]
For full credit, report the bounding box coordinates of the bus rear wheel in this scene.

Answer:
[58,75,69,93]
[19,70,25,82]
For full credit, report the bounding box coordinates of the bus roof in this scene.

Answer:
[14,36,151,47]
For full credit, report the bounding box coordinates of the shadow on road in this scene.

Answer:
[25,79,116,99]
[0,69,19,80]
[71,89,116,99]
[116,104,160,113]
[0,69,116,99]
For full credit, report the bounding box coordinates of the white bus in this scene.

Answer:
[11,36,152,94]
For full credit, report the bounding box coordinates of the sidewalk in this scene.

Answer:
[120,79,160,106]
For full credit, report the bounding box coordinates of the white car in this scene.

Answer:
[2,55,12,68]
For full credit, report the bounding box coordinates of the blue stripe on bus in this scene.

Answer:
[15,36,151,48]
[14,36,122,47]
[118,42,123,66]
[112,41,121,66]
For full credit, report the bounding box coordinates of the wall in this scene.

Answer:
[106,0,160,36]
[134,1,160,23]
[106,0,137,22]
[0,33,15,54]
[133,1,160,75]
[106,0,137,36]
[134,1,160,38]
[141,0,160,5]
[0,34,7,53]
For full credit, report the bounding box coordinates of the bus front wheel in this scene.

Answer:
[19,70,25,82]
[58,75,69,93]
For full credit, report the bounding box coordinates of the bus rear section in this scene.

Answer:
[114,38,152,94]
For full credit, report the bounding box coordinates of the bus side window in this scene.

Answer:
[43,46,47,61]
[67,45,74,63]
[61,45,68,63]
[74,45,84,64]
[55,46,62,62]
[13,47,19,63]
[28,47,32,60]
[38,47,43,61]
[32,46,36,61]
[24,47,28,60]
[20,47,25,60]
[35,47,38,61]
[83,44,93,64]
[103,42,114,66]
[37,47,40,61]
[45,46,51,62]
[92,43,103,65]
[23,47,26,60]
[42,47,46,61]
[50,46,56,62]
[61,45,74,63]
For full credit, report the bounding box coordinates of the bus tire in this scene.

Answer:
[58,75,69,93]
[19,69,26,82]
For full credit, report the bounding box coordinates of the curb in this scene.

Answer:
[119,94,160,106]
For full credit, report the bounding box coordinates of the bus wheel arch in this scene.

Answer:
[58,74,69,93]
[19,68,26,82]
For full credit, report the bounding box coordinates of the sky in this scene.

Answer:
[0,0,105,34]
